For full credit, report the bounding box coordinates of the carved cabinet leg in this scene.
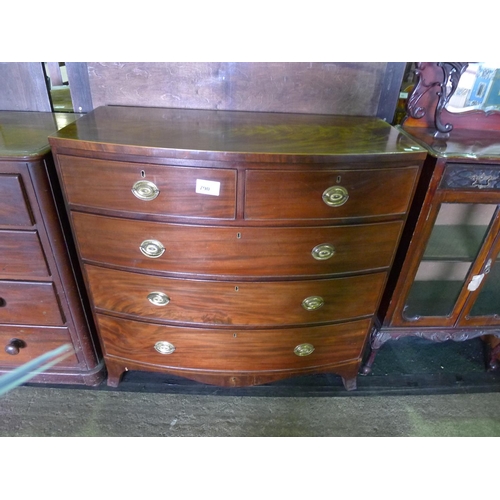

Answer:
[488,343,500,371]
[360,327,393,375]
[360,348,379,375]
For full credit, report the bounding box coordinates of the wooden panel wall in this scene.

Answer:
[83,62,390,116]
[0,63,52,112]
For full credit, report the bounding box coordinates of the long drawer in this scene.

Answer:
[0,325,78,366]
[57,155,237,219]
[73,212,403,278]
[245,166,420,220]
[97,313,371,372]
[0,230,49,279]
[0,281,65,326]
[86,265,386,326]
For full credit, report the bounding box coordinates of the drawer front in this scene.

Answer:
[97,314,371,371]
[73,213,403,277]
[0,230,49,279]
[86,265,386,326]
[0,325,78,367]
[0,174,33,226]
[0,281,65,326]
[245,166,420,220]
[57,155,237,219]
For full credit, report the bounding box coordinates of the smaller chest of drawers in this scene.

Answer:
[49,106,426,390]
[0,111,104,385]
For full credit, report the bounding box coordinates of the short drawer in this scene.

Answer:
[0,174,33,226]
[0,281,65,326]
[97,314,371,372]
[0,325,78,367]
[57,155,237,219]
[86,265,386,326]
[245,166,420,220]
[73,212,403,277]
[0,230,49,279]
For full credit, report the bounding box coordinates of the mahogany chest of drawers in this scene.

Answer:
[48,106,426,390]
[0,111,104,385]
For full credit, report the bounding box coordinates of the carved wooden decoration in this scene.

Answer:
[403,62,500,135]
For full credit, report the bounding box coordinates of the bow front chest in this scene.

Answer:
[49,106,426,390]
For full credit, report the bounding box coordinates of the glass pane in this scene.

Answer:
[469,256,500,317]
[403,203,497,319]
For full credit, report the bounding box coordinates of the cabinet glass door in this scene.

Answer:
[403,203,497,320]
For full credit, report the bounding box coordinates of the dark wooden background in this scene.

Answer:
[0,62,405,121]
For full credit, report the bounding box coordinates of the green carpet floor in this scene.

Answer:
[2,386,500,436]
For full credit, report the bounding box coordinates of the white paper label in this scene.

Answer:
[196,179,220,196]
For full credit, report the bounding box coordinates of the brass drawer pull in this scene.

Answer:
[132,180,160,201]
[140,239,165,258]
[147,292,170,306]
[301,296,324,311]
[154,341,176,355]
[294,343,315,356]
[311,243,335,260]
[322,185,349,207]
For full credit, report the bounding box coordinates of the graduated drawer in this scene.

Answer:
[245,166,420,220]
[0,281,65,326]
[73,212,403,277]
[86,265,386,326]
[0,174,33,226]
[0,230,49,279]
[97,314,371,372]
[57,155,237,219]
[0,325,78,367]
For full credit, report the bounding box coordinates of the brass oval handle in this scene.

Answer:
[322,185,349,207]
[147,292,170,306]
[132,180,160,201]
[154,341,176,355]
[311,243,335,260]
[140,239,165,258]
[294,343,315,356]
[5,338,26,356]
[301,296,324,311]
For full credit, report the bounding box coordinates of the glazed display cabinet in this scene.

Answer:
[363,62,500,373]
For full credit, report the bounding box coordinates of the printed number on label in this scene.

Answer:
[196,179,221,196]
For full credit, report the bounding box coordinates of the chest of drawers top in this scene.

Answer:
[0,111,77,160]
[48,106,426,163]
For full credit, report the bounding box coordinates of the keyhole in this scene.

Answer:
[336,175,342,183]
[233,333,237,338]
[237,232,242,239]
[235,286,239,292]
[141,170,146,178]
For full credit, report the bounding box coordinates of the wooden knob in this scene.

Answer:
[5,338,26,355]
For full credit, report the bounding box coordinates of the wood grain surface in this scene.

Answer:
[86,62,388,116]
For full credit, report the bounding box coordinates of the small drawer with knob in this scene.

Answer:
[0,325,79,367]
[85,265,387,326]
[73,212,404,277]
[96,313,371,373]
[56,155,237,220]
[0,281,65,326]
[244,166,420,220]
